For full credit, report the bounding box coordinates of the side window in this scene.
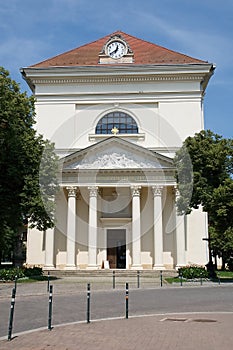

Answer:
[95,111,138,134]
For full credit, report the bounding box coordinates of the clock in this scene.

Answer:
[106,40,127,59]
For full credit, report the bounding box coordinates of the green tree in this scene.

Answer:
[174,130,233,269]
[0,67,59,263]
[209,178,233,269]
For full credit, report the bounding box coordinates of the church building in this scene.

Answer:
[21,31,215,270]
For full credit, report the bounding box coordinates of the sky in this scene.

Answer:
[0,0,232,139]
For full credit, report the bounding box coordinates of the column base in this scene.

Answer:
[131,264,143,270]
[153,264,165,271]
[43,265,55,271]
[65,265,79,270]
[86,265,99,270]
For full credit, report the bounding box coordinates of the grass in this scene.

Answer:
[16,275,58,283]
[165,270,233,284]
[216,270,233,278]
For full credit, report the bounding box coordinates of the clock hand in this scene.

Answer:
[109,45,117,55]
[113,44,119,54]
[110,44,119,55]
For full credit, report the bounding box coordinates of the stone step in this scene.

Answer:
[44,269,177,278]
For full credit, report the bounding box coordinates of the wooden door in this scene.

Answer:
[107,247,117,268]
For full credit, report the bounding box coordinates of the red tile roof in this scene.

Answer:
[30,31,207,68]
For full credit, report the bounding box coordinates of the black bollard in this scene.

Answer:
[14,276,18,293]
[48,285,53,330]
[87,283,91,323]
[160,270,163,287]
[125,282,129,319]
[8,288,16,341]
[113,271,115,289]
[47,271,50,292]
[137,271,140,288]
[180,272,183,287]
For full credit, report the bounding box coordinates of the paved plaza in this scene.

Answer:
[1,312,233,350]
[1,276,233,349]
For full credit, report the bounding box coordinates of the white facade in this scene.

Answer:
[22,31,214,270]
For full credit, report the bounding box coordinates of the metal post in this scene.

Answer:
[125,282,129,319]
[160,270,163,287]
[87,283,91,323]
[137,270,140,288]
[180,272,183,287]
[14,276,18,293]
[113,270,115,289]
[8,288,16,341]
[48,285,53,330]
[47,271,50,292]
[200,273,203,286]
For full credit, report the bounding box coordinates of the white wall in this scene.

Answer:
[34,79,203,152]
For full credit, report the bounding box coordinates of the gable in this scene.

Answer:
[30,31,207,68]
[61,137,174,171]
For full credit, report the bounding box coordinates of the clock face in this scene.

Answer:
[107,41,126,59]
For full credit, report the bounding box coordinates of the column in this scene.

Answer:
[131,185,142,269]
[87,186,98,269]
[66,186,78,270]
[44,228,55,270]
[152,186,165,270]
[174,187,186,269]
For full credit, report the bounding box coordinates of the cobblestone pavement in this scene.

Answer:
[1,312,233,350]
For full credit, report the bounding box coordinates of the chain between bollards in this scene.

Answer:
[8,287,16,341]
[125,282,129,319]
[48,285,53,330]
[87,283,91,323]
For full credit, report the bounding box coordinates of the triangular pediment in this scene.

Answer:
[61,137,174,171]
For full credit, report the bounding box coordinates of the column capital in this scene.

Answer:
[66,186,78,197]
[88,186,98,197]
[173,185,180,200]
[131,185,141,197]
[151,185,163,197]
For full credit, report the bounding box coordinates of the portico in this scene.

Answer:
[44,181,185,270]
[43,134,187,270]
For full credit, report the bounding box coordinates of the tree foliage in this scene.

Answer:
[0,67,59,261]
[174,129,233,268]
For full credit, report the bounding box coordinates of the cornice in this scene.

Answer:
[30,74,206,85]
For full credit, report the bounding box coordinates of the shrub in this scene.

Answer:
[0,266,43,281]
[0,268,25,281]
[23,267,43,277]
[178,265,208,279]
